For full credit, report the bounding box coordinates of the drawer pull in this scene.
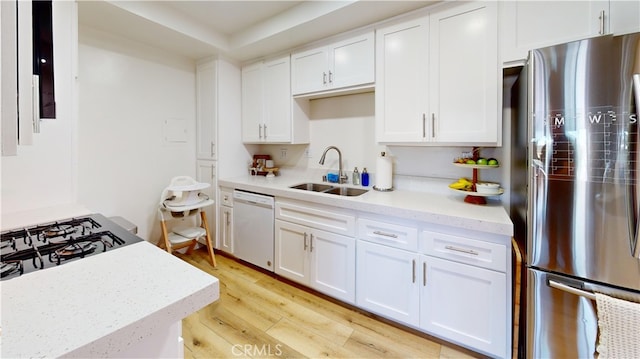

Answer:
[445,245,479,256]
[412,259,416,283]
[310,233,314,252]
[304,233,308,251]
[373,230,398,239]
[423,261,426,286]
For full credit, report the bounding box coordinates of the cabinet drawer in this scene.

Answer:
[276,200,356,237]
[358,218,418,251]
[220,189,233,207]
[422,231,506,272]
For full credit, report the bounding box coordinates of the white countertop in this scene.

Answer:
[1,203,94,231]
[0,241,219,358]
[219,170,513,237]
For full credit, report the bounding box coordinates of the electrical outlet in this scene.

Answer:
[462,151,472,158]
[280,148,287,160]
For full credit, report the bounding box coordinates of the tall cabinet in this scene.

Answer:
[375,2,499,145]
[196,58,244,249]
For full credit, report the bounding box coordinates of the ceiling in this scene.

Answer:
[77,1,436,62]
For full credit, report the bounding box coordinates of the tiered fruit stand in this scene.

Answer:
[450,147,502,205]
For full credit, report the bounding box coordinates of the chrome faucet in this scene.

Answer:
[319,145,347,184]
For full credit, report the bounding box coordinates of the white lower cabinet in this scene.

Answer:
[356,216,510,358]
[356,240,420,326]
[217,188,233,253]
[275,220,355,303]
[420,255,506,357]
[218,205,233,253]
[274,200,356,304]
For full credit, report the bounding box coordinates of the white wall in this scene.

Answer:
[1,1,76,215]
[78,26,197,240]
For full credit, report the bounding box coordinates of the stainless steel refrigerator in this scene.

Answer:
[523,33,640,358]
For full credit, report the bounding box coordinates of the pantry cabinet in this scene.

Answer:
[274,200,356,303]
[291,31,374,96]
[500,1,639,64]
[196,61,217,160]
[241,55,309,144]
[375,2,499,145]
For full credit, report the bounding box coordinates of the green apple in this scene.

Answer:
[487,158,499,166]
[465,159,476,165]
[476,158,488,165]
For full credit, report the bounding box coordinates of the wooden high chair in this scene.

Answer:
[158,176,217,267]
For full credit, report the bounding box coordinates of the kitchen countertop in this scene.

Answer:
[0,241,219,358]
[219,171,513,237]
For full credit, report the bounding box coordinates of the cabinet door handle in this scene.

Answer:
[210,142,215,157]
[444,245,479,256]
[412,259,416,283]
[422,113,426,138]
[431,113,436,139]
[373,230,398,239]
[310,233,314,252]
[263,124,267,139]
[423,261,426,286]
[323,72,327,85]
[258,124,263,139]
[303,232,308,251]
[328,70,333,84]
[599,10,605,35]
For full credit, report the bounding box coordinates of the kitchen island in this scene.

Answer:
[0,240,219,358]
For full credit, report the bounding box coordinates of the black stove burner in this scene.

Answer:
[52,242,97,261]
[0,261,23,278]
[0,214,142,280]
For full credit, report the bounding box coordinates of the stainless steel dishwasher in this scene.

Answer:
[232,190,274,271]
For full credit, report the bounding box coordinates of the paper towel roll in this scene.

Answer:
[375,152,393,190]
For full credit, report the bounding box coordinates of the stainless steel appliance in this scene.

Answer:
[522,33,640,358]
[0,214,143,280]
[233,190,274,271]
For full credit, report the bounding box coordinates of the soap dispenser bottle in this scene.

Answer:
[352,167,360,185]
[361,168,369,186]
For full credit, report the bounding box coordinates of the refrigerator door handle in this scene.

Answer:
[548,279,596,301]
[632,74,640,259]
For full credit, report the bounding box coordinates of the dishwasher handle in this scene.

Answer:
[233,190,274,208]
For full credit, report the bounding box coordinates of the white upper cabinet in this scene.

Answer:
[291,31,375,96]
[241,55,309,144]
[375,17,430,143]
[610,0,640,35]
[500,1,609,64]
[376,2,499,145]
[430,1,498,144]
[196,61,217,160]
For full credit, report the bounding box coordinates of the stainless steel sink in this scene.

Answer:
[324,187,369,197]
[290,183,334,192]
[289,183,368,197]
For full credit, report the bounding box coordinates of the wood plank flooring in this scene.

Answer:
[176,248,483,359]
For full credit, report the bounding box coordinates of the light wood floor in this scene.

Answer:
[177,248,483,359]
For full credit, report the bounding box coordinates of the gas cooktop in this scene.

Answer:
[0,214,142,280]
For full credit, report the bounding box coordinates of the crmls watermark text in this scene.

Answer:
[232,344,283,357]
